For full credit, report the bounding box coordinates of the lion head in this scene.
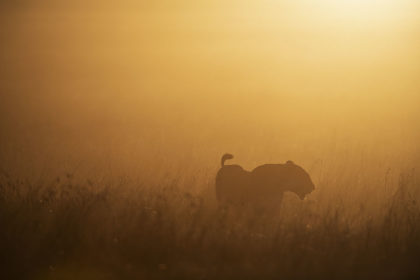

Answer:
[284,160,315,200]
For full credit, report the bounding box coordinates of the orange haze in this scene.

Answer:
[1,1,419,180]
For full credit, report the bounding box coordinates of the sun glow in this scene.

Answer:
[321,0,407,22]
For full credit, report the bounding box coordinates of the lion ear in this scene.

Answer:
[286,160,294,165]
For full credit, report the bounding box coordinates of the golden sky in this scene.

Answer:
[1,1,419,174]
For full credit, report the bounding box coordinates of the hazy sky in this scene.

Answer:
[1,1,419,175]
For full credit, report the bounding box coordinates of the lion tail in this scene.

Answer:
[221,153,234,167]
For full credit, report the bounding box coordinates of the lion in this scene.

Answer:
[215,153,315,212]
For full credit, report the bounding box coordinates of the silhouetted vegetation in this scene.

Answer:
[0,168,419,280]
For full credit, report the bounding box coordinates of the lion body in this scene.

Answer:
[215,154,314,212]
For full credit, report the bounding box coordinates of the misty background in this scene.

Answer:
[1,1,419,184]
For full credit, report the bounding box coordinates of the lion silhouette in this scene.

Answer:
[215,153,315,212]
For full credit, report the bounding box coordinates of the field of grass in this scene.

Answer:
[1,158,419,280]
[2,1,420,279]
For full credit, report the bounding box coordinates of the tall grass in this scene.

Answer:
[0,166,419,280]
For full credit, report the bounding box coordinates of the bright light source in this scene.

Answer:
[323,0,400,21]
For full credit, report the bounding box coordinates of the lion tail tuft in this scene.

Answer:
[221,153,234,167]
